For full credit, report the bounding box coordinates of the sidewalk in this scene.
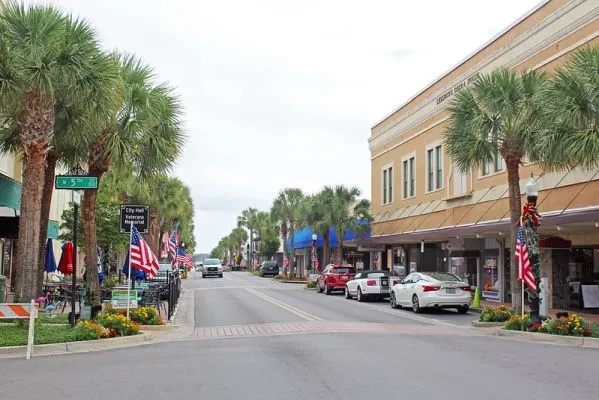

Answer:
[474,300,599,323]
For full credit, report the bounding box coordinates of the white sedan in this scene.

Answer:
[390,272,472,313]
[345,270,400,302]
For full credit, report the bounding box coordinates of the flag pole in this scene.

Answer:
[126,222,133,320]
[520,217,524,318]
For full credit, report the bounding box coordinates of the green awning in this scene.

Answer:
[0,174,21,210]
[47,220,60,239]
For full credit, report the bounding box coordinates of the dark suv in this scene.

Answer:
[259,261,279,277]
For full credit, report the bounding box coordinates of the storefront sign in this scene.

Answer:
[119,205,149,233]
[435,73,480,106]
[358,244,385,252]
[482,291,500,302]
[111,290,138,309]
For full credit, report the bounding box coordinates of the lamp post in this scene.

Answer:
[525,176,541,324]
[311,234,317,275]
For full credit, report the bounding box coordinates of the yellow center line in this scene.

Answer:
[245,288,323,321]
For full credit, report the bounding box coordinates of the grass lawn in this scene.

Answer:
[587,322,599,338]
[0,324,79,347]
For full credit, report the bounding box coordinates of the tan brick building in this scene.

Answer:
[367,0,599,310]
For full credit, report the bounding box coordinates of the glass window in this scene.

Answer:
[388,167,393,203]
[436,145,443,189]
[367,272,389,278]
[494,151,503,172]
[421,272,462,282]
[482,161,490,176]
[331,267,355,274]
[383,169,388,204]
[427,149,434,192]
[403,160,408,198]
[409,157,415,197]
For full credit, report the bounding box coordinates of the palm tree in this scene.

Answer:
[320,186,371,264]
[82,54,184,305]
[444,68,549,309]
[538,46,599,170]
[230,227,248,266]
[238,207,258,267]
[271,188,304,276]
[0,4,118,301]
[298,193,330,269]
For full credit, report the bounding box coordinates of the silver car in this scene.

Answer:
[202,258,223,278]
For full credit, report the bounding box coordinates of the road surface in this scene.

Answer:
[1,271,597,400]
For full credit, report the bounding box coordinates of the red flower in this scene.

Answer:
[583,327,592,337]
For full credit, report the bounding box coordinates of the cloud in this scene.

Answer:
[51,0,541,252]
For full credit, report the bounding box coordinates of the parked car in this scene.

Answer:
[316,264,356,295]
[195,262,203,272]
[202,258,223,278]
[151,263,175,284]
[345,270,400,302]
[390,272,472,313]
[259,261,279,277]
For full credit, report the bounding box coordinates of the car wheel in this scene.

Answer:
[457,305,469,314]
[219,274,223,278]
[390,292,400,309]
[345,287,351,299]
[202,274,206,278]
[357,287,365,302]
[412,295,421,313]
[325,284,331,295]
[317,283,324,293]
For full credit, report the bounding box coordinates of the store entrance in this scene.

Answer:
[450,251,479,288]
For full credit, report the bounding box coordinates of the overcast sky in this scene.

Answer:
[50,0,540,252]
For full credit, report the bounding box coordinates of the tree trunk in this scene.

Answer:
[37,150,57,294]
[334,229,344,265]
[323,229,330,268]
[14,148,47,302]
[289,220,296,277]
[148,210,161,256]
[14,92,54,302]
[506,158,522,311]
[82,166,105,307]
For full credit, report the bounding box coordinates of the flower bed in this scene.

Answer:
[305,280,317,289]
[505,313,594,337]
[103,304,164,325]
[479,305,513,323]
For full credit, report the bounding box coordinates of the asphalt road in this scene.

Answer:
[1,271,597,400]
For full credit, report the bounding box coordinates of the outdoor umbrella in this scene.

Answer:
[44,238,57,273]
[58,242,74,275]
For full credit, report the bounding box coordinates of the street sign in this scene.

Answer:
[72,191,81,205]
[55,175,98,190]
[111,290,138,309]
[120,205,149,233]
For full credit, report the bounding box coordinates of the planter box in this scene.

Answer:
[472,321,505,328]
[498,328,599,347]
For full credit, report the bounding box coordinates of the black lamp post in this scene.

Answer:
[525,176,541,324]
[309,233,317,273]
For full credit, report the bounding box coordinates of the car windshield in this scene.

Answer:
[158,264,172,271]
[332,267,355,274]
[204,259,220,265]
[263,262,277,266]
[366,272,388,278]
[422,272,462,282]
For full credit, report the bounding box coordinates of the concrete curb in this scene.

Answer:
[140,324,174,332]
[469,308,483,314]
[277,280,309,284]
[0,331,157,359]
[471,321,505,328]
[497,329,599,348]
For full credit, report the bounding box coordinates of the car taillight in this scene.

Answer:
[460,286,472,291]
[392,280,399,285]
[422,285,441,292]
[367,280,376,286]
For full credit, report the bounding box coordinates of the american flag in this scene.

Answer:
[283,255,289,269]
[168,231,178,261]
[311,243,319,271]
[130,226,159,278]
[176,252,193,269]
[515,226,536,291]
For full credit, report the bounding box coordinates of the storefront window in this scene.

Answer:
[482,256,500,301]
[392,247,406,277]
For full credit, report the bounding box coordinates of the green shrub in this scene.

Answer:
[95,312,139,336]
[306,280,317,288]
[504,314,531,331]
[479,305,513,322]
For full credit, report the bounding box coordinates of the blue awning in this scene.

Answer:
[286,222,371,249]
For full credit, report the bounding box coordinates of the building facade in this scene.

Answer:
[0,152,72,300]
[368,0,599,310]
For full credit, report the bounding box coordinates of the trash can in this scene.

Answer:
[0,275,6,302]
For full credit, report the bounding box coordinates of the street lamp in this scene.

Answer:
[310,234,318,274]
[524,176,541,324]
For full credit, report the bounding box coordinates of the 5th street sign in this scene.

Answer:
[120,205,149,233]
[55,175,98,190]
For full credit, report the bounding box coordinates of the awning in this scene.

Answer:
[0,174,21,210]
[286,222,371,249]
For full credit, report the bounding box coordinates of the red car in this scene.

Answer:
[316,264,356,295]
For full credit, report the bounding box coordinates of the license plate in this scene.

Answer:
[446,287,456,294]
[381,288,389,293]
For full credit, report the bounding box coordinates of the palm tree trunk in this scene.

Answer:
[149,210,161,256]
[334,229,344,265]
[323,229,330,268]
[37,150,57,294]
[14,149,47,302]
[289,221,296,277]
[281,223,287,275]
[82,166,105,307]
[506,158,522,311]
